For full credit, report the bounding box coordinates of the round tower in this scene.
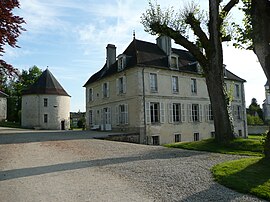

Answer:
[21,69,70,130]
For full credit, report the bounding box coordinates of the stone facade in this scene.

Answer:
[263,81,270,121]
[0,91,8,121]
[84,37,247,145]
[21,94,70,129]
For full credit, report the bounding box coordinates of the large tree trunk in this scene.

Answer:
[206,1,235,143]
[251,0,270,158]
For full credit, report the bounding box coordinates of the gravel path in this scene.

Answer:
[0,130,265,202]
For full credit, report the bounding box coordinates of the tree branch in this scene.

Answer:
[185,14,210,54]
[222,0,239,18]
[150,22,209,69]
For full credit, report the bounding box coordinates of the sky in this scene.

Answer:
[3,0,267,112]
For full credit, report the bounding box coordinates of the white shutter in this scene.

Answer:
[108,107,111,124]
[199,104,203,122]
[146,102,151,124]
[116,79,119,95]
[188,104,192,122]
[204,105,208,122]
[181,104,186,122]
[124,104,128,124]
[160,102,165,123]
[123,76,127,93]
[115,105,119,125]
[168,103,173,123]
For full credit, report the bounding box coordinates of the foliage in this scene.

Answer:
[263,131,270,159]
[165,138,263,156]
[0,0,26,78]
[3,66,42,122]
[247,114,264,125]
[212,157,270,200]
[77,118,85,129]
[0,120,21,128]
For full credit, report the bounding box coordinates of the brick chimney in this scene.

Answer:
[106,44,116,69]
[156,35,171,56]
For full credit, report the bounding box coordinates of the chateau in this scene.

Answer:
[84,36,247,145]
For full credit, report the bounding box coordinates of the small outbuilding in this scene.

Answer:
[21,69,70,130]
[0,91,8,121]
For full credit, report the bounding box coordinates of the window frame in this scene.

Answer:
[44,114,48,123]
[172,76,179,93]
[44,98,48,107]
[194,133,199,141]
[149,73,158,93]
[174,133,181,142]
[191,78,197,95]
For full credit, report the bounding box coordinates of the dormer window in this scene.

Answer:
[117,54,126,71]
[170,54,179,69]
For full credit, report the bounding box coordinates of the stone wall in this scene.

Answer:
[248,125,269,135]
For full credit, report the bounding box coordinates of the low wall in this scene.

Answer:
[248,125,269,135]
[100,133,140,144]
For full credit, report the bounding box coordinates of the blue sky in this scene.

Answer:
[3,0,266,112]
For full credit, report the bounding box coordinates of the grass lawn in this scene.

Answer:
[164,138,264,156]
[0,121,21,128]
[212,157,270,201]
[248,134,265,141]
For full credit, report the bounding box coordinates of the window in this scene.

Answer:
[192,104,199,122]
[235,84,240,98]
[237,106,242,120]
[152,136,160,145]
[44,98,48,107]
[206,104,214,121]
[150,102,159,123]
[238,130,242,137]
[175,134,181,142]
[150,73,158,92]
[194,133,199,141]
[211,131,215,138]
[146,102,164,124]
[89,110,93,125]
[89,88,93,101]
[173,103,181,122]
[44,114,48,123]
[191,78,197,95]
[116,104,128,125]
[172,76,179,93]
[118,57,126,71]
[102,82,109,98]
[171,56,177,68]
[117,77,126,94]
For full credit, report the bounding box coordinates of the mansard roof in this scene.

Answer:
[22,69,70,96]
[84,38,245,86]
[0,90,8,97]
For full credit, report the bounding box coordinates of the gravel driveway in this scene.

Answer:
[0,129,265,202]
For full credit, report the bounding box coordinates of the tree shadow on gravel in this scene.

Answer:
[0,148,205,181]
[0,130,117,144]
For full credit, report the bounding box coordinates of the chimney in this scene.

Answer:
[106,44,116,69]
[156,35,171,56]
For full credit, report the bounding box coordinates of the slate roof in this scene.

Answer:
[0,91,8,98]
[84,38,245,86]
[22,69,70,96]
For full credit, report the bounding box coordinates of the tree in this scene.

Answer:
[247,98,263,120]
[141,0,239,143]
[234,0,270,158]
[5,66,42,122]
[0,0,26,79]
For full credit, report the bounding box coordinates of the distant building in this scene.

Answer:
[0,91,8,121]
[70,112,85,128]
[21,69,70,130]
[263,81,270,121]
[84,36,247,145]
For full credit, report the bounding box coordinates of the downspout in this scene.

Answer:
[142,66,147,144]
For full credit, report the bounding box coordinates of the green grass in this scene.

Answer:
[164,138,264,156]
[0,121,21,128]
[248,134,265,141]
[212,157,270,200]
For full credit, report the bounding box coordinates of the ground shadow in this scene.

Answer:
[0,130,116,144]
[0,147,205,181]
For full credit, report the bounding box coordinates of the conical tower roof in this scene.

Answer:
[22,69,70,96]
